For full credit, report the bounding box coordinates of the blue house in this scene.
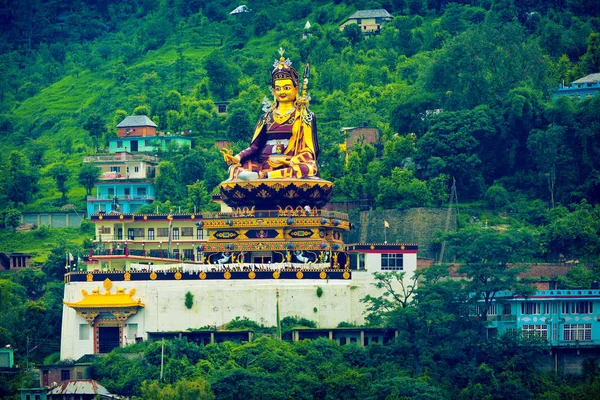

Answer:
[84,152,158,215]
[485,289,600,347]
[553,73,600,100]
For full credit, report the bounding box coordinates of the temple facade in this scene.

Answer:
[61,51,418,361]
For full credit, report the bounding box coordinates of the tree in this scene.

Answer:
[83,114,105,150]
[49,163,70,202]
[1,151,37,204]
[376,168,432,209]
[449,226,536,338]
[133,105,151,116]
[203,50,239,100]
[186,180,211,213]
[136,377,213,400]
[342,23,362,46]
[226,109,252,142]
[78,163,101,195]
[155,161,180,202]
[4,208,22,231]
[417,108,491,199]
[580,32,600,75]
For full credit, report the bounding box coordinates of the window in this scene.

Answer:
[99,227,111,234]
[157,228,169,237]
[117,141,123,148]
[562,301,593,314]
[564,324,592,341]
[61,369,71,381]
[110,166,121,173]
[173,228,180,240]
[79,324,89,340]
[128,228,144,240]
[181,227,193,237]
[108,188,115,196]
[148,228,155,240]
[218,105,227,113]
[137,187,147,197]
[381,254,403,270]
[183,249,194,260]
[134,166,140,173]
[196,228,204,239]
[521,302,541,315]
[522,324,548,339]
[487,303,498,316]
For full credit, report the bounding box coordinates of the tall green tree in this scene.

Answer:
[83,113,105,151]
[49,162,70,202]
[226,109,252,142]
[1,151,38,205]
[449,226,536,338]
[78,163,101,195]
[203,50,239,100]
[155,161,180,202]
[417,107,491,199]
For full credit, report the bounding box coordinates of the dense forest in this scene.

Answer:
[1,0,600,398]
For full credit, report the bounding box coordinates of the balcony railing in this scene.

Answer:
[87,195,155,201]
[83,154,159,163]
[201,209,349,220]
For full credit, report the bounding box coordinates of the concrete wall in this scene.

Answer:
[60,254,417,360]
[344,208,456,259]
[22,213,84,228]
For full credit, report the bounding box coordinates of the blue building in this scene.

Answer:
[84,153,158,215]
[485,289,600,347]
[553,73,600,100]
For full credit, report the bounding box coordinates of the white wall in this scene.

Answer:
[60,253,417,360]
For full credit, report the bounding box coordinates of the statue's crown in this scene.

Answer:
[271,48,299,87]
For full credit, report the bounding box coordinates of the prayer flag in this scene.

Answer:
[384,220,390,228]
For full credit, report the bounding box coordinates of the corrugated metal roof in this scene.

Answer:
[116,115,158,128]
[347,9,392,19]
[572,73,600,84]
[47,380,110,395]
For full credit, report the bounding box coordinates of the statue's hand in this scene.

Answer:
[267,156,291,168]
[221,148,240,165]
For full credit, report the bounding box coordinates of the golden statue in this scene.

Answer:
[222,48,319,180]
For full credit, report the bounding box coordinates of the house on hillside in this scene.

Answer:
[111,115,191,153]
[83,152,158,215]
[230,5,251,15]
[0,252,33,270]
[339,9,393,36]
[482,288,600,374]
[553,73,600,100]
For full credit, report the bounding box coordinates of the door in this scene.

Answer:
[130,140,138,152]
[98,327,120,353]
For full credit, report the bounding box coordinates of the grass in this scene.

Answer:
[0,227,92,264]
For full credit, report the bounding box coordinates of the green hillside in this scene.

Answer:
[1,1,600,397]
[0,0,598,260]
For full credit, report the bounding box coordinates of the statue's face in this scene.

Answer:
[273,79,297,103]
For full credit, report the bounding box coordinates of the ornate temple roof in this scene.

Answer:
[63,278,144,309]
